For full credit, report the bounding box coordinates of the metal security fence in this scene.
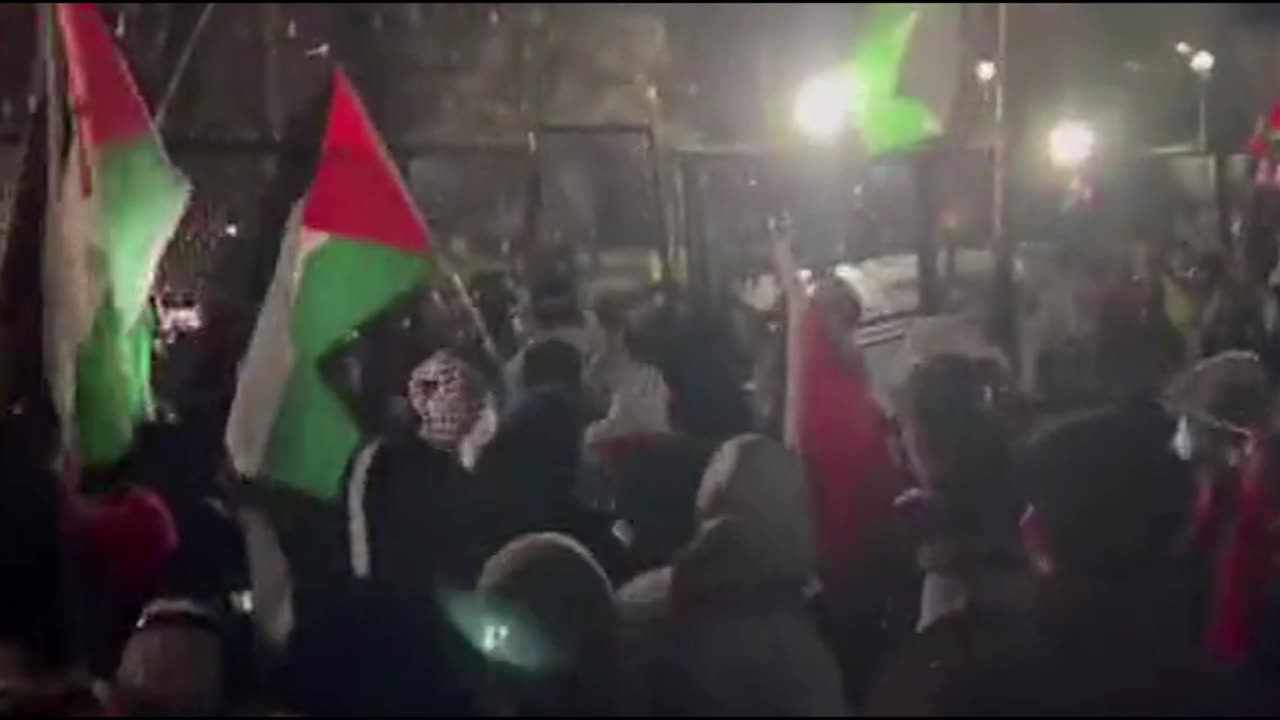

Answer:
[1,129,978,320]
[0,128,670,313]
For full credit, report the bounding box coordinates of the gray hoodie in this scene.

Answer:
[618,435,847,716]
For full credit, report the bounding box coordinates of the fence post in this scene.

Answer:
[915,149,940,314]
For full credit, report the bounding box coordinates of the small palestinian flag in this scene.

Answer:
[225,69,430,501]
[1248,100,1280,158]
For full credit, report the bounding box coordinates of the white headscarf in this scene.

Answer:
[584,362,671,446]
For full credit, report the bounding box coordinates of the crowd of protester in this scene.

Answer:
[4,238,1280,717]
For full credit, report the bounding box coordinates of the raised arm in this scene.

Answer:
[769,214,805,312]
[770,214,806,448]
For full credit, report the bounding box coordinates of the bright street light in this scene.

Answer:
[975,60,997,84]
[1048,120,1096,170]
[1175,41,1193,57]
[793,69,858,142]
[1189,49,1215,77]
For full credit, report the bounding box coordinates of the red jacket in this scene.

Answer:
[1206,438,1279,665]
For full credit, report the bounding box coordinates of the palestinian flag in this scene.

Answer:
[225,70,430,501]
[47,3,190,467]
[1248,99,1280,158]
[849,3,962,155]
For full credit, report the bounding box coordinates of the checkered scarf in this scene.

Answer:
[408,351,489,452]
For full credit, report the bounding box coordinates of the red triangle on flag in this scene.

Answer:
[57,3,153,148]
[301,69,429,255]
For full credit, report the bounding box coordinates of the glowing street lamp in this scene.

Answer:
[1048,120,1095,170]
[975,60,997,84]
[1175,41,1193,57]
[1183,48,1215,150]
[975,59,997,104]
[793,69,858,142]
[1189,49,1215,78]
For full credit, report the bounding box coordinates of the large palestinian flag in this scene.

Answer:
[47,3,190,467]
[225,69,430,501]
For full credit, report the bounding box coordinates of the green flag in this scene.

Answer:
[225,70,432,501]
[849,3,962,155]
[49,3,190,467]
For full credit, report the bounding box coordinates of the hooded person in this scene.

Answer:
[619,435,847,716]
[1206,432,1280,676]
[868,401,1259,715]
[608,435,715,574]
[770,231,900,593]
[347,350,500,595]
[584,362,671,448]
[112,598,224,716]
[503,275,594,403]
[774,245,905,699]
[474,533,619,715]
[477,340,586,504]
[476,339,627,580]
[790,279,900,589]
[628,290,754,444]
[69,458,180,678]
[580,360,677,514]
[990,401,1258,715]
[1166,354,1280,672]
[896,355,1028,632]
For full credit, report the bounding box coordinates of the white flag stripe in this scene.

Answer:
[43,132,101,429]
[225,206,312,477]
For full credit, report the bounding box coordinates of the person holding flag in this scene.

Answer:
[225,69,436,504]
[35,2,190,681]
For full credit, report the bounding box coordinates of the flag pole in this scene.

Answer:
[437,251,500,365]
[989,2,1017,372]
[40,2,76,481]
[154,3,217,130]
[43,3,62,247]
[43,1,64,409]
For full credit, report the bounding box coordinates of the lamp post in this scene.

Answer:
[1179,45,1231,253]
[975,59,997,103]
[1189,49,1215,151]
[1177,42,1215,150]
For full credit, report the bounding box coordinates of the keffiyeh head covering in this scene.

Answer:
[408,351,494,457]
